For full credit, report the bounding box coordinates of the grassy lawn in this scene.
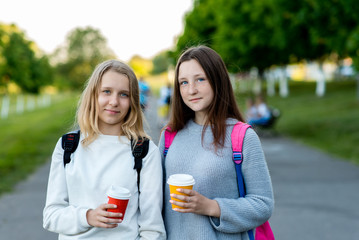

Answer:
[236,79,359,165]
[0,93,79,196]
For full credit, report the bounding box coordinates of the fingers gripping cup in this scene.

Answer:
[107,186,131,220]
[167,174,195,209]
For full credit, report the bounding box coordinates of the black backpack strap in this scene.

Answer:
[131,137,150,192]
[61,130,80,167]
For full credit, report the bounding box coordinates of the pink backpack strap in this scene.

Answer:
[231,122,251,164]
[232,122,275,240]
[164,127,177,158]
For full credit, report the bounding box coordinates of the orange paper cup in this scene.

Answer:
[167,174,195,209]
[107,186,131,220]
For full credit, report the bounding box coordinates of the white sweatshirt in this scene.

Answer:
[43,134,166,240]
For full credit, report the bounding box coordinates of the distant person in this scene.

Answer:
[159,46,274,239]
[248,94,272,126]
[138,77,150,111]
[163,82,172,106]
[245,97,258,122]
[157,82,172,125]
[43,60,166,239]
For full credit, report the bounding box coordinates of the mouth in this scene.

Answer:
[189,98,201,102]
[105,109,120,114]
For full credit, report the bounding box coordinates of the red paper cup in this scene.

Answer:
[107,186,131,220]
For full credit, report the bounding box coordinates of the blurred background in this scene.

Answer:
[0,0,358,238]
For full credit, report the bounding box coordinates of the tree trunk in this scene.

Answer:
[26,95,35,111]
[316,62,326,97]
[266,70,276,97]
[1,95,10,119]
[250,67,261,94]
[16,95,24,114]
[279,67,289,98]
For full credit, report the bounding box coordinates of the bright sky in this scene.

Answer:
[0,0,193,61]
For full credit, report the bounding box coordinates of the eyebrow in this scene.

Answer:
[179,73,205,80]
[100,87,130,92]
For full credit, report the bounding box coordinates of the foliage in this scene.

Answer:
[52,26,116,89]
[129,55,153,77]
[277,0,356,62]
[174,0,359,74]
[175,0,218,57]
[214,0,286,72]
[0,94,78,196]
[343,0,359,71]
[0,23,53,93]
[151,51,172,75]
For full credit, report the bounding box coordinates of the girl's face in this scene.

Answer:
[178,59,214,125]
[97,70,130,135]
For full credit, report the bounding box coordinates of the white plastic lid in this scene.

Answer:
[107,185,131,199]
[167,174,195,186]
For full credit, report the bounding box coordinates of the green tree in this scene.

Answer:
[176,0,359,98]
[213,0,287,73]
[175,0,217,57]
[151,51,172,75]
[53,26,115,89]
[177,0,359,72]
[129,55,153,77]
[0,23,52,93]
[0,24,8,88]
[344,0,359,69]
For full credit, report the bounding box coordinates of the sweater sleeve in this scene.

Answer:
[209,128,274,233]
[43,138,91,235]
[138,141,166,240]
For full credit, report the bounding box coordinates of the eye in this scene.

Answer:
[103,90,111,94]
[120,92,129,97]
[179,80,188,86]
[197,77,206,82]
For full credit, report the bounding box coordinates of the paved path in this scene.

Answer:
[0,97,358,239]
[264,136,359,239]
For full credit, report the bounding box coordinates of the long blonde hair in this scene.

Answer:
[76,59,148,146]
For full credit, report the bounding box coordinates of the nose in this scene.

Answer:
[109,95,119,106]
[188,82,198,95]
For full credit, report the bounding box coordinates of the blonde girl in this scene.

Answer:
[43,60,166,239]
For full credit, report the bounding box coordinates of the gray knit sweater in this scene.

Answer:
[159,119,274,240]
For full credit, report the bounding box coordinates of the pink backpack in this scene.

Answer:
[164,121,274,240]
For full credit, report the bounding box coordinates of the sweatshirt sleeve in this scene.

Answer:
[137,141,166,240]
[43,138,91,235]
[158,131,165,163]
[209,128,274,233]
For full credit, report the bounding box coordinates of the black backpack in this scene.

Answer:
[61,130,149,191]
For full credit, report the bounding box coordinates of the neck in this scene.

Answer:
[98,125,123,136]
[194,112,207,125]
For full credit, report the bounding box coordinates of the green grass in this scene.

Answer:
[236,80,359,165]
[0,93,79,196]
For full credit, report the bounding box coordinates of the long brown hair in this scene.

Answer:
[76,59,148,147]
[168,45,244,149]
